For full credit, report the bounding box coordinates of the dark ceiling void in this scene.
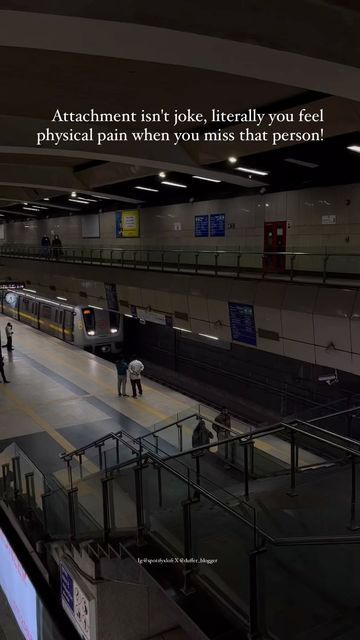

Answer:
[2,131,360,220]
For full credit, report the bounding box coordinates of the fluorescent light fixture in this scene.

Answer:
[161,181,187,188]
[124,313,133,318]
[71,191,77,198]
[23,202,28,205]
[284,158,319,168]
[35,206,48,210]
[23,288,36,293]
[68,198,87,204]
[347,145,360,153]
[159,171,166,178]
[134,186,159,192]
[228,157,237,164]
[192,176,221,183]
[23,207,41,211]
[173,326,191,332]
[43,197,50,201]
[199,333,219,340]
[87,330,96,336]
[36,297,59,305]
[88,304,103,310]
[93,194,111,200]
[56,296,67,301]
[236,166,269,176]
[110,328,118,334]
[77,197,98,203]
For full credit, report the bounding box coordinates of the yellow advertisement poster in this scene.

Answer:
[116,210,140,238]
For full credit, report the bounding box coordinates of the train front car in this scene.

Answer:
[73,305,123,357]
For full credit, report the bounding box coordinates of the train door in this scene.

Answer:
[63,309,74,343]
[263,221,287,273]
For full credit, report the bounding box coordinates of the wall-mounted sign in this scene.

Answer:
[228,302,257,346]
[137,308,172,327]
[322,214,336,225]
[210,213,225,237]
[195,215,209,237]
[0,528,38,640]
[61,564,96,640]
[116,210,140,237]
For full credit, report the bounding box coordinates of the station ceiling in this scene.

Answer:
[0,5,360,220]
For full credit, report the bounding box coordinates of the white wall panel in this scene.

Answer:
[314,315,352,351]
[281,310,314,343]
[283,339,316,364]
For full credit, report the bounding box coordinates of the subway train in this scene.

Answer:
[0,289,123,356]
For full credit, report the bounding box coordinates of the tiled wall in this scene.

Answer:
[5,182,360,252]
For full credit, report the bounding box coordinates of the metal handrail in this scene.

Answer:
[295,415,360,449]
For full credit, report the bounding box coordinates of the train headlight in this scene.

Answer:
[110,328,118,334]
[87,330,96,336]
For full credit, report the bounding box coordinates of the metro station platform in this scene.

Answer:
[0,316,322,481]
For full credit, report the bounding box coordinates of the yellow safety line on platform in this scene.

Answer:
[1,386,98,474]
[28,349,170,421]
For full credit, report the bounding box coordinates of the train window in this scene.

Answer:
[22,298,29,309]
[82,308,96,334]
[42,305,52,319]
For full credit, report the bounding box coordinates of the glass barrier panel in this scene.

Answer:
[327,254,360,276]
[110,468,138,534]
[42,486,71,539]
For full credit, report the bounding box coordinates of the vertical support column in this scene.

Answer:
[67,487,78,540]
[287,430,298,497]
[244,443,250,500]
[349,455,360,531]
[177,423,183,452]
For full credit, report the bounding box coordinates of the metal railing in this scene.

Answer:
[2,243,360,282]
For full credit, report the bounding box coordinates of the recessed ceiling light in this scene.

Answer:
[228,157,237,164]
[23,202,28,205]
[236,166,269,176]
[173,327,191,332]
[23,207,41,211]
[347,145,360,153]
[71,191,77,198]
[161,181,187,188]
[43,197,50,201]
[159,171,166,178]
[134,186,159,192]
[192,176,221,183]
[56,296,67,301]
[285,158,319,168]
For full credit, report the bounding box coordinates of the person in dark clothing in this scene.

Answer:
[0,355,10,383]
[41,235,51,258]
[51,234,62,260]
[213,406,232,467]
[191,419,214,457]
[115,357,128,397]
[4,323,14,351]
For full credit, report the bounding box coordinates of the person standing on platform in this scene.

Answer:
[128,355,144,398]
[0,354,10,383]
[41,235,51,258]
[115,357,129,397]
[4,323,14,351]
[213,406,232,466]
[51,234,63,260]
[192,419,214,456]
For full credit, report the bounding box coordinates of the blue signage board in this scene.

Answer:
[60,565,74,613]
[210,213,225,237]
[115,212,122,238]
[228,302,257,346]
[195,215,209,237]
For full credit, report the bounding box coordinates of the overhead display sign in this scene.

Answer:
[60,564,96,640]
[228,302,257,346]
[115,210,140,237]
[195,215,209,237]
[0,528,38,640]
[210,213,225,237]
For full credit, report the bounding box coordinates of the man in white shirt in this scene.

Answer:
[128,355,144,398]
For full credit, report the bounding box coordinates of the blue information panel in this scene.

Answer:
[210,213,225,237]
[195,215,209,237]
[228,302,257,346]
[60,565,74,613]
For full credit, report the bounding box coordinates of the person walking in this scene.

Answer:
[128,355,144,398]
[191,418,213,498]
[4,323,14,351]
[115,357,128,397]
[0,354,10,383]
